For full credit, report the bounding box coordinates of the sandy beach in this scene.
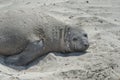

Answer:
[0,0,120,80]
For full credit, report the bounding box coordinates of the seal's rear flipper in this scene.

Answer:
[5,40,44,66]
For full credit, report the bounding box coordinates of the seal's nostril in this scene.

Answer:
[84,44,89,48]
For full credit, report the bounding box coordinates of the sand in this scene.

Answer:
[0,0,120,80]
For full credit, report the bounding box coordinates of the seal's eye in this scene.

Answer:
[73,37,78,41]
[83,34,88,38]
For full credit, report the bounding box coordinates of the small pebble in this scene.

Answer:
[86,1,89,3]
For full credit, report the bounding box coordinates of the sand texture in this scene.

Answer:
[0,0,120,80]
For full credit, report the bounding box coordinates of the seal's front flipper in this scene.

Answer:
[5,40,44,66]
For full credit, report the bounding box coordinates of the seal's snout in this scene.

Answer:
[84,43,89,48]
[82,40,89,51]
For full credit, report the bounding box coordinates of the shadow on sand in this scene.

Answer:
[0,51,87,70]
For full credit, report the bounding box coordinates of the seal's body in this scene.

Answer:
[0,8,89,66]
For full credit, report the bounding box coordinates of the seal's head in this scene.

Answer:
[64,27,89,52]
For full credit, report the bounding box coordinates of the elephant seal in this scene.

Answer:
[0,8,89,66]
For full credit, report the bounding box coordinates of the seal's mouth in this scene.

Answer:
[72,43,89,52]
